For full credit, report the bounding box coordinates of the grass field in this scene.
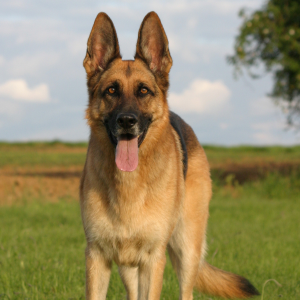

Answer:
[0,142,299,299]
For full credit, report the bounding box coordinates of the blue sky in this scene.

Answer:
[0,0,299,145]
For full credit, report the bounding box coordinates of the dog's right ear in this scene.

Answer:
[83,13,121,75]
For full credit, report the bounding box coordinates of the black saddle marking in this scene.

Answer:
[169,111,188,178]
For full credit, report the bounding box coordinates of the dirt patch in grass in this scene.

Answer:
[0,166,82,205]
[211,161,300,184]
[4,170,82,178]
[1,161,299,205]
[0,142,87,153]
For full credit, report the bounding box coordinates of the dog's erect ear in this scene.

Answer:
[135,12,172,74]
[83,13,121,74]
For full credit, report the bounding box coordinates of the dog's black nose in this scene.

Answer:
[117,113,138,129]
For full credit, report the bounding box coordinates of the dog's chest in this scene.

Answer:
[91,212,162,266]
[82,166,180,266]
[84,194,166,266]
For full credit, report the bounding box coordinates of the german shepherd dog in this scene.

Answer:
[80,11,259,300]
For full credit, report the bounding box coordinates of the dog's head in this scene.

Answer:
[83,12,172,172]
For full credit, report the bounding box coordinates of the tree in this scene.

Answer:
[227,0,300,128]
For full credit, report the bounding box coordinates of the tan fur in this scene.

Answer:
[80,11,259,300]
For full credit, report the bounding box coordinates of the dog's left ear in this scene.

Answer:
[83,12,121,74]
[135,12,172,74]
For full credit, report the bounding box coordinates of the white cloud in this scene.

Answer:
[145,0,261,15]
[67,35,87,56]
[168,79,231,114]
[251,121,295,145]
[250,97,280,116]
[250,99,293,144]
[0,98,22,116]
[251,130,297,145]
[251,121,282,131]
[3,53,60,76]
[252,132,277,144]
[187,18,197,29]
[0,79,50,102]
[22,124,89,141]
[220,123,229,129]
[167,33,232,63]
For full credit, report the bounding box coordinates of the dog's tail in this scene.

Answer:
[195,262,259,299]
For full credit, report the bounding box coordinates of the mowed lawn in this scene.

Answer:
[0,142,299,299]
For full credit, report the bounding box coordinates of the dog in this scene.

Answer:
[80,11,259,300]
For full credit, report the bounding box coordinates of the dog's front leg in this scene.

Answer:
[138,251,166,300]
[85,243,112,300]
[119,266,138,300]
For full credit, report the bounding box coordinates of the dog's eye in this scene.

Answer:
[140,87,148,94]
[108,87,116,94]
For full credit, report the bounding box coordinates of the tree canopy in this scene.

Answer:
[228,0,300,128]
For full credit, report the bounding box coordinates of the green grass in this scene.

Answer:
[0,201,86,300]
[1,142,300,167]
[0,143,299,299]
[1,179,299,299]
[0,151,86,168]
[0,141,88,148]
[206,194,300,299]
[203,145,300,164]
[0,142,87,167]
[0,151,85,167]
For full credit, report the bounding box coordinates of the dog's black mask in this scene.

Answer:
[104,108,152,148]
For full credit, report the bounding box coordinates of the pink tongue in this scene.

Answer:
[115,136,139,172]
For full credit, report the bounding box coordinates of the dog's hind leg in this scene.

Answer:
[167,145,211,300]
[168,167,210,300]
[119,266,138,300]
[168,228,204,300]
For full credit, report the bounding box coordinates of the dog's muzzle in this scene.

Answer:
[104,113,152,172]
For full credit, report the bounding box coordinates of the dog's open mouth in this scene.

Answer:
[113,131,148,172]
